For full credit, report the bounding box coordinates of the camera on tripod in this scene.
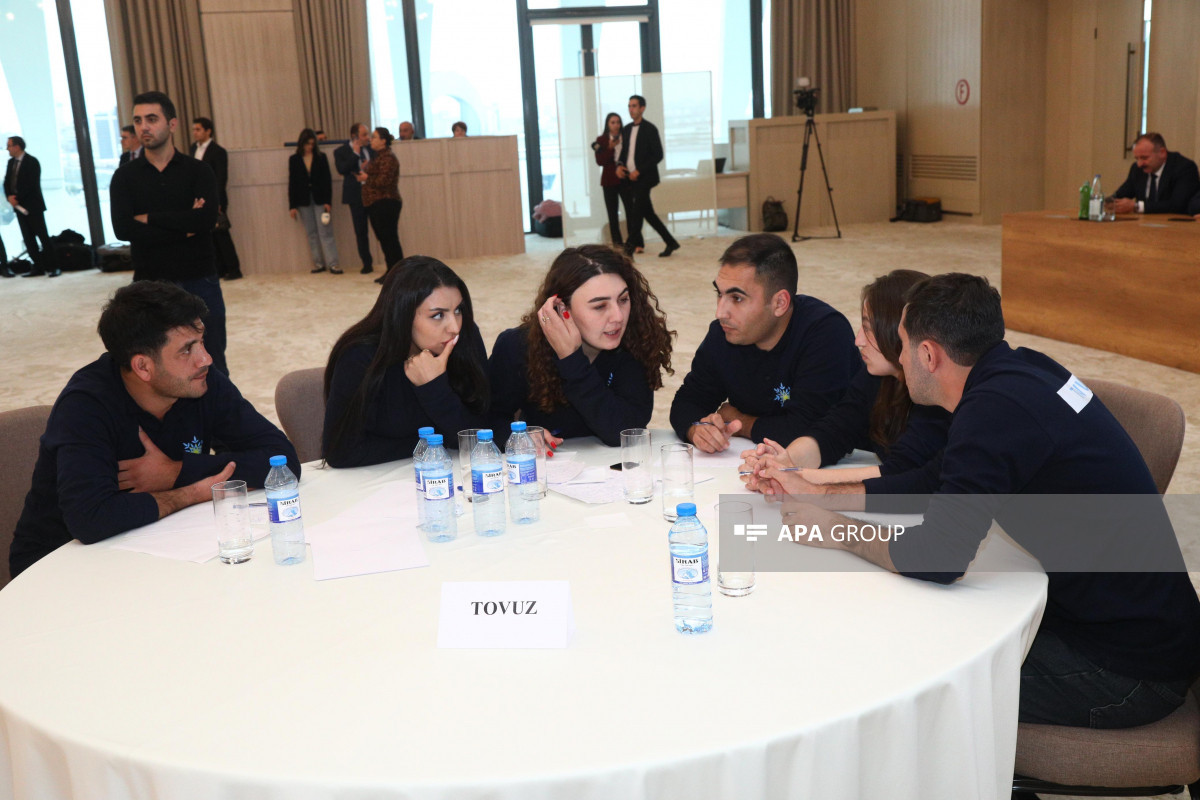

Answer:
[793,77,820,117]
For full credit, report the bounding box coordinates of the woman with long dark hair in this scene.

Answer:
[743,269,949,493]
[592,112,625,248]
[357,126,403,281]
[288,128,340,274]
[322,256,489,467]
[487,244,674,447]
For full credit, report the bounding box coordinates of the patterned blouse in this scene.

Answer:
[361,147,400,207]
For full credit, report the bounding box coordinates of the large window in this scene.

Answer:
[0,0,118,257]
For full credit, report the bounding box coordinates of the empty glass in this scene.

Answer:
[212,480,253,564]
[661,443,694,521]
[620,428,653,504]
[458,429,482,503]
[526,425,549,498]
[716,500,755,596]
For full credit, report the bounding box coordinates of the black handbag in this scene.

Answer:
[215,210,231,232]
[762,196,788,232]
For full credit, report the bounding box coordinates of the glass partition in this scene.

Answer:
[556,71,715,247]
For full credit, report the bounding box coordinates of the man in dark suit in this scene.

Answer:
[1112,132,1200,215]
[334,122,374,274]
[5,136,58,277]
[616,95,680,258]
[118,125,141,166]
[190,117,243,280]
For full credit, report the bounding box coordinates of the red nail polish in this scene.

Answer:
[546,450,554,458]
[563,310,570,319]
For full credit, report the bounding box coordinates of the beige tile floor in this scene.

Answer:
[3,221,1197,797]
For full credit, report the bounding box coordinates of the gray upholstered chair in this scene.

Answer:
[0,405,52,589]
[273,367,326,464]
[1013,378,1197,798]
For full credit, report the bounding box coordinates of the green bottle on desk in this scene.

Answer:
[1079,181,1091,219]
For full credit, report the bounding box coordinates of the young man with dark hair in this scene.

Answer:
[110,90,230,375]
[8,281,299,579]
[190,115,243,281]
[669,233,859,452]
[119,125,140,165]
[763,273,1200,729]
[616,94,680,258]
[5,135,57,277]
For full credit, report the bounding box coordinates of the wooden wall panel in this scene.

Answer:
[201,11,305,150]
[1147,0,1200,159]
[199,0,290,11]
[1091,1,1143,191]
[448,171,526,258]
[980,0,1045,224]
[397,174,455,260]
[1042,2,1077,209]
[904,0,981,213]
[853,0,907,201]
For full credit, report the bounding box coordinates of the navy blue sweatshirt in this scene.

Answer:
[487,326,653,447]
[803,366,949,494]
[669,295,859,445]
[322,324,490,467]
[10,354,299,578]
[887,342,1200,682]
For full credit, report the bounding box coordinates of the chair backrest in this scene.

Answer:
[0,405,52,589]
[1087,377,1185,494]
[274,367,326,464]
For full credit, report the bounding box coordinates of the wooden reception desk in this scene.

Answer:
[1001,210,1200,372]
[226,136,524,275]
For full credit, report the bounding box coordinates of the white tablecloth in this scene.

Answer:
[0,433,1046,800]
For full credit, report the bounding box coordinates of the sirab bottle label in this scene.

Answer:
[423,475,453,500]
[472,468,504,495]
[268,494,302,523]
[506,458,537,485]
[671,550,709,584]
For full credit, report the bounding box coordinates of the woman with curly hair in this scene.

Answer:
[487,245,674,447]
[322,256,489,467]
[743,269,949,495]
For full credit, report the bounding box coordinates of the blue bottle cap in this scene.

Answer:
[269,455,287,467]
[477,429,493,442]
[426,433,443,446]
[511,421,527,432]
[676,503,696,518]
[418,426,435,437]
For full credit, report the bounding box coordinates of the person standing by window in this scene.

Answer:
[593,112,625,249]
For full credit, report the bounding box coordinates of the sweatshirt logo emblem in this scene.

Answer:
[182,436,204,455]
[607,372,614,387]
[773,383,791,406]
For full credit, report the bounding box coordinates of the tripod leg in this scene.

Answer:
[792,120,813,241]
[809,121,842,239]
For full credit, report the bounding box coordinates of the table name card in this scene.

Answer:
[438,581,575,649]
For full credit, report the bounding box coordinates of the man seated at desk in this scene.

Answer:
[757,273,1200,728]
[9,281,299,579]
[669,233,859,453]
[1112,132,1200,215]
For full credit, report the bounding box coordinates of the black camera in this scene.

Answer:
[794,86,820,117]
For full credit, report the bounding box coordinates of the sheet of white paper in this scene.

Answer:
[694,447,749,469]
[310,520,429,581]
[566,465,612,485]
[438,580,575,649]
[306,482,417,544]
[545,458,586,484]
[106,502,270,564]
[550,475,625,504]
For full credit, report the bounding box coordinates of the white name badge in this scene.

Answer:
[1057,374,1093,414]
[437,581,575,649]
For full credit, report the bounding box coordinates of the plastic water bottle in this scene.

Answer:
[413,427,434,530]
[265,455,305,565]
[419,434,457,542]
[505,421,540,524]
[1078,180,1091,220]
[471,429,506,537]
[1088,174,1103,221]
[669,503,712,634]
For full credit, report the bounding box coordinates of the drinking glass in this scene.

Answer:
[212,480,253,564]
[620,428,653,504]
[661,443,694,521]
[526,425,549,498]
[716,500,755,596]
[458,429,482,503]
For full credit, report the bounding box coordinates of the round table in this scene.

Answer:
[0,433,1046,800]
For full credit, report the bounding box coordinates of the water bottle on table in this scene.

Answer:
[419,434,457,542]
[413,427,434,530]
[669,503,712,634]
[471,429,506,537]
[265,455,305,565]
[505,421,540,524]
